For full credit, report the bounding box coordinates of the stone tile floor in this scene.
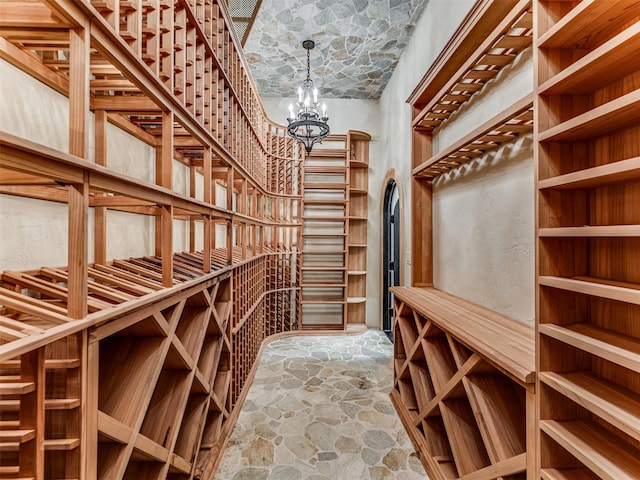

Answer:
[215,330,428,479]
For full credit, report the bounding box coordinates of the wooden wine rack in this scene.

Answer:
[391,287,534,480]
[535,1,640,478]
[0,0,322,478]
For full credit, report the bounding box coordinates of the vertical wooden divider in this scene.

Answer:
[94,110,108,266]
[204,146,212,273]
[67,24,90,320]
[411,129,433,287]
[68,174,89,319]
[189,164,197,252]
[21,348,44,479]
[85,340,100,480]
[161,204,173,288]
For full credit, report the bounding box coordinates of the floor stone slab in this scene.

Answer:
[215,330,428,479]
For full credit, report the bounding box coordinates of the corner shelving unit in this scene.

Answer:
[346,131,371,325]
[535,1,640,479]
[299,131,371,329]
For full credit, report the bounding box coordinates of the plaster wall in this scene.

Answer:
[431,49,535,325]
[376,0,476,325]
[0,58,196,271]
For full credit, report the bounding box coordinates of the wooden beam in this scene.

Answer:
[91,95,160,113]
[161,204,173,288]
[0,36,69,96]
[69,25,89,159]
[0,2,71,28]
[67,173,89,319]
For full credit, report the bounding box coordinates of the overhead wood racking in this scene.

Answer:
[535,1,640,479]
[0,0,310,477]
[407,0,533,287]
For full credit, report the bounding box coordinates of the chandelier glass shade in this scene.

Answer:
[286,40,330,154]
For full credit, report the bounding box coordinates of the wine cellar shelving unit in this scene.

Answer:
[535,1,640,479]
[298,132,371,329]
[391,287,535,480]
[346,131,370,325]
[401,0,537,478]
[0,0,306,478]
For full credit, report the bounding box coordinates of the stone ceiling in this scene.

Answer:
[240,0,428,99]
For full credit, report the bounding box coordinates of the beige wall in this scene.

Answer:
[0,58,203,271]
[432,48,535,324]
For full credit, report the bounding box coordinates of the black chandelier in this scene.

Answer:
[286,40,330,154]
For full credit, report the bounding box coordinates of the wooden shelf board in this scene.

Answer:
[391,287,535,384]
[539,225,640,237]
[300,266,346,271]
[303,165,347,173]
[349,160,368,168]
[44,438,80,450]
[457,452,526,480]
[134,432,170,463]
[538,89,640,142]
[539,23,640,95]
[302,199,347,205]
[0,381,35,395]
[348,270,367,275]
[538,0,640,49]
[539,323,640,374]
[538,156,640,190]
[540,371,640,442]
[540,419,640,480]
[303,183,347,189]
[346,297,366,304]
[538,276,640,306]
[301,232,347,237]
[540,468,600,480]
[98,411,132,445]
[300,298,346,305]
[413,95,533,179]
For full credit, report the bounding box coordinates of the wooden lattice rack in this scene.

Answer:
[410,0,532,131]
[0,0,317,478]
[413,94,533,179]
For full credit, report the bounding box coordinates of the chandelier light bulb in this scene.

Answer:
[298,86,303,103]
[322,102,327,118]
[313,87,318,103]
[288,103,294,118]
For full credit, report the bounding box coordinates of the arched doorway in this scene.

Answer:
[382,179,400,341]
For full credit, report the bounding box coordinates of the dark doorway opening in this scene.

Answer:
[382,180,400,342]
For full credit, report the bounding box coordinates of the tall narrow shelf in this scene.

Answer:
[535,2,640,479]
[346,131,371,325]
[299,142,349,329]
[298,131,370,329]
